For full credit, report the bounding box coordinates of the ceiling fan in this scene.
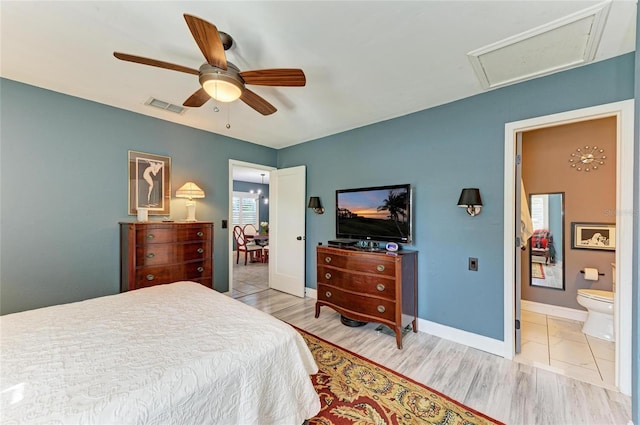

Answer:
[114,14,306,116]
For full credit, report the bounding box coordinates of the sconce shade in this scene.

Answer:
[308,196,324,214]
[457,188,483,216]
[176,182,205,200]
[308,196,322,209]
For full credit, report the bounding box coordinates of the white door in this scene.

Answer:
[269,165,306,297]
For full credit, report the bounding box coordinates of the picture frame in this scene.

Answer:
[571,222,615,251]
[128,150,171,216]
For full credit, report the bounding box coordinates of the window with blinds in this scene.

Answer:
[232,192,259,227]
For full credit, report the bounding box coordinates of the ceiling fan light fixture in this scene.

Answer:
[200,72,243,102]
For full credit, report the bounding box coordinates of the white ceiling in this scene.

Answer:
[1,1,636,150]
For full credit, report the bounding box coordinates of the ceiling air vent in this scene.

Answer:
[145,97,186,115]
[467,2,610,90]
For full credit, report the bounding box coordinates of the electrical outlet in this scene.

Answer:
[469,257,478,271]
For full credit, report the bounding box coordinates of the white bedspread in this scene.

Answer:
[1,282,320,424]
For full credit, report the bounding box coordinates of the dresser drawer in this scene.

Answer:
[317,252,396,276]
[136,260,211,285]
[136,226,211,244]
[317,284,396,322]
[136,242,209,266]
[317,266,395,299]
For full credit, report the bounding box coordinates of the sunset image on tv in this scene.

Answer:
[337,187,409,240]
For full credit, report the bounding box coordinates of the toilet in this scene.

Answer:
[576,289,614,341]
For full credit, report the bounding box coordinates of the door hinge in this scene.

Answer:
[516,154,522,165]
[515,236,521,248]
[515,319,521,330]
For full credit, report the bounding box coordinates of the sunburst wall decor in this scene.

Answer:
[568,145,606,172]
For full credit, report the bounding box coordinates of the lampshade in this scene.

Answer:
[308,196,324,214]
[200,73,243,102]
[308,196,322,209]
[176,182,205,200]
[457,188,482,207]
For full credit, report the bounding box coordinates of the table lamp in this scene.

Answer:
[176,182,205,221]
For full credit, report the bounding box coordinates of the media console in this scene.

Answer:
[315,245,418,349]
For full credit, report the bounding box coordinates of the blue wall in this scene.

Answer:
[279,53,635,342]
[0,80,277,313]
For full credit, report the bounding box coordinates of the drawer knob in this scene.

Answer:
[376,283,385,291]
[325,291,332,298]
[325,272,332,280]
[324,256,332,263]
[146,274,154,281]
[197,267,204,273]
[376,264,385,272]
[197,231,204,237]
[197,248,204,254]
[146,253,155,259]
[146,233,155,240]
[377,305,386,313]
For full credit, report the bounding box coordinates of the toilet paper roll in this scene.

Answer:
[584,267,599,281]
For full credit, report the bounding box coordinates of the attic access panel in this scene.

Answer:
[467,2,610,89]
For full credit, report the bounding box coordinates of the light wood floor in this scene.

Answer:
[234,287,632,425]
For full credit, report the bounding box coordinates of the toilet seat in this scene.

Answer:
[577,289,613,303]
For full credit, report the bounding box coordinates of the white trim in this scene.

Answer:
[417,318,504,357]
[521,300,587,323]
[503,99,634,396]
[305,287,317,299]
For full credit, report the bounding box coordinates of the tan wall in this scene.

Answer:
[521,116,616,310]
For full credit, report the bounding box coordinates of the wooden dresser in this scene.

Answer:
[315,246,418,349]
[120,222,213,292]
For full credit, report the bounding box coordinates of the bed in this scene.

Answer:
[1,282,320,424]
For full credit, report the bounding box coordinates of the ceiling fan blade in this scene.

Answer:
[239,69,306,86]
[183,88,211,107]
[240,89,277,115]
[183,14,227,70]
[113,52,199,75]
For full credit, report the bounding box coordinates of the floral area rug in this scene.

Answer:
[298,328,504,425]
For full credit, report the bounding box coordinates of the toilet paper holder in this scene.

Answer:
[580,270,604,276]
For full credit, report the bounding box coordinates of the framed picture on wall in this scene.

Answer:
[571,222,615,251]
[128,150,171,215]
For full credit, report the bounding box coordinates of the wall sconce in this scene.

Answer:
[308,196,324,214]
[457,188,483,216]
[176,181,205,221]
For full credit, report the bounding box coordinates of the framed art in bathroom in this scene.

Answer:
[571,222,615,251]
[128,150,171,216]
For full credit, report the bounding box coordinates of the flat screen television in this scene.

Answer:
[336,184,412,244]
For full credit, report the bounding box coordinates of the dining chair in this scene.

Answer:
[233,225,263,265]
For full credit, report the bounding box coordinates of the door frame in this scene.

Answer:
[228,159,276,296]
[503,99,634,396]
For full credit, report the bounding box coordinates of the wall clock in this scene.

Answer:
[568,145,606,172]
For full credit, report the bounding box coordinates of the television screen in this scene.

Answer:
[336,184,411,243]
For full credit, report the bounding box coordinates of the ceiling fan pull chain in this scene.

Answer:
[226,103,231,129]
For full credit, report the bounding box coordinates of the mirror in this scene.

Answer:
[529,192,565,290]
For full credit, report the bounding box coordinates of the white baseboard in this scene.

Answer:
[305,287,317,299]
[417,317,505,357]
[521,300,587,322]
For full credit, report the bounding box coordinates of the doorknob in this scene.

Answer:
[296,236,305,240]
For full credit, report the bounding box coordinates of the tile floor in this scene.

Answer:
[516,309,616,389]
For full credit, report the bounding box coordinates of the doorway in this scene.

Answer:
[503,100,634,396]
[228,160,275,298]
